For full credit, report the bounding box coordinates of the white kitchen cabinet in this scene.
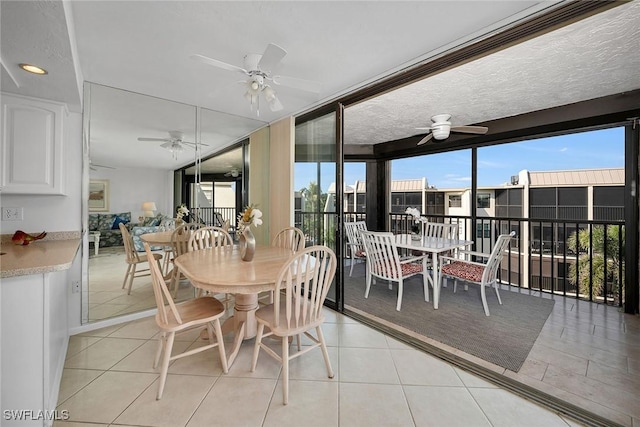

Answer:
[1,270,70,426]
[1,93,67,195]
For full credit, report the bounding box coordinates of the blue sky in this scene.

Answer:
[295,127,625,192]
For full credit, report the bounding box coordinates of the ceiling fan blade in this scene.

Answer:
[267,94,284,112]
[272,74,321,93]
[417,133,434,146]
[138,137,170,142]
[160,142,174,149]
[258,43,287,73]
[182,141,210,147]
[450,125,489,135]
[190,54,247,74]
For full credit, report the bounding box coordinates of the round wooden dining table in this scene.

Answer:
[140,230,174,245]
[174,244,295,366]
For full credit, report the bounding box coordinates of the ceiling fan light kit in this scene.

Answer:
[192,43,320,116]
[416,114,488,146]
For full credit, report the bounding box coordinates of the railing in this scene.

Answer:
[190,207,237,228]
[388,212,625,307]
[297,211,626,306]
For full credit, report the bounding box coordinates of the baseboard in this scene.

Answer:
[69,308,157,335]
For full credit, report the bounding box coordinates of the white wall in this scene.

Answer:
[89,168,174,220]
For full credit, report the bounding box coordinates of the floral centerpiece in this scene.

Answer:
[176,204,189,221]
[237,204,263,232]
[405,207,427,235]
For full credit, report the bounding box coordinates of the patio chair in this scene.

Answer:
[250,245,337,405]
[417,221,460,284]
[119,223,163,295]
[439,231,516,316]
[143,242,228,400]
[421,222,459,240]
[344,221,367,277]
[360,230,430,311]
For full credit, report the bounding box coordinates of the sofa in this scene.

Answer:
[88,212,133,247]
[131,226,165,252]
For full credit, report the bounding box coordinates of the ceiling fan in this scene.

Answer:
[191,43,321,116]
[89,160,115,171]
[224,167,241,178]
[137,131,209,159]
[416,114,489,146]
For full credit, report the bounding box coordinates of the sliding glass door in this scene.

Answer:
[294,110,341,306]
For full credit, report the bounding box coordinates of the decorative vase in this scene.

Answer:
[239,224,255,262]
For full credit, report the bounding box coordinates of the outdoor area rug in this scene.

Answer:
[344,264,555,372]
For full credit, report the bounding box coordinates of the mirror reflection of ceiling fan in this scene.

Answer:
[224,167,241,178]
[191,43,321,116]
[416,114,489,146]
[137,131,209,159]
[89,159,115,171]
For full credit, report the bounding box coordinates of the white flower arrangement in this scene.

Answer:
[176,204,189,221]
[405,207,427,223]
[237,204,263,232]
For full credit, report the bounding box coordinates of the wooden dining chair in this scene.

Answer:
[119,223,163,295]
[344,221,368,277]
[271,226,305,252]
[360,230,430,311]
[250,245,337,405]
[169,222,204,298]
[263,226,305,304]
[143,242,228,400]
[440,231,516,316]
[188,226,233,250]
[189,226,234,303]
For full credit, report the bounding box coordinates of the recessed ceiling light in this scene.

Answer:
[19,63,48,75]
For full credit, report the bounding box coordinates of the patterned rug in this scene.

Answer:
[344,264,554,372]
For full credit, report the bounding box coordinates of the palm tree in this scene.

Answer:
[567,225,624,303]
[299,181,329,246]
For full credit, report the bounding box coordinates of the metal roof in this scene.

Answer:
[528,168,624,187]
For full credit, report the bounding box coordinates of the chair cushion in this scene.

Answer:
[378,262,423,277]
[401,262,423,276]
[441,261,485,282]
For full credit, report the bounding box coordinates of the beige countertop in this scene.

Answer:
[0,231,81,279]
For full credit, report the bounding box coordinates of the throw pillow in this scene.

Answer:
[111,216,128,230]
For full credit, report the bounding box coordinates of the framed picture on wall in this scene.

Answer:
[89,179,109,212]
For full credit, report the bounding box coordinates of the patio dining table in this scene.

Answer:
[394,234,473,310]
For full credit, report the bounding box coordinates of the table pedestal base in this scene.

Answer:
[220,293,260,367]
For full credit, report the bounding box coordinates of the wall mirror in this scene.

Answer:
[83,83,265,324]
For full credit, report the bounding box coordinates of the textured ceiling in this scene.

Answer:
[2,1,639,173]
[345,0,640,146]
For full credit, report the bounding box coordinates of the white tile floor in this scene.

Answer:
[55,309,583,427]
